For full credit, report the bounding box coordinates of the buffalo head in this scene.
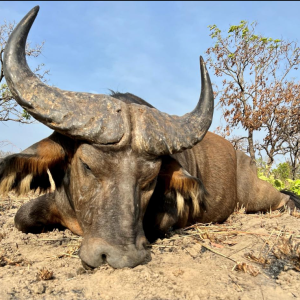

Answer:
[2,6,214,268]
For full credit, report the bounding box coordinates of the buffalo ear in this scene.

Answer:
[157,156,207,217]
[0,136,69,195]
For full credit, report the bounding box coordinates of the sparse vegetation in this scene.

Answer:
[257,159,300,196]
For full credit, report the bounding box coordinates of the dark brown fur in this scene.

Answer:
[0,133,74,195]
[143,132,293,242]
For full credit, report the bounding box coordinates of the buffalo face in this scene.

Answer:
[3,6,214,269]
[69,144,161,268]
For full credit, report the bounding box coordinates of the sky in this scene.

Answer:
[0,1,299,154]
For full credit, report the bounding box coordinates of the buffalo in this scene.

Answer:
[1,6,299,269]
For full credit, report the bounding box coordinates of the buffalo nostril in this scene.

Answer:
[101,253,107,262]
[142,241,150,249]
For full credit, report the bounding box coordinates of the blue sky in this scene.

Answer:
[0,1,299,153]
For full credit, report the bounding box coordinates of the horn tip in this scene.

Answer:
[31,5,40,15]
[200,56,206,66]
[199,56,207,74]
[24,6,40,20]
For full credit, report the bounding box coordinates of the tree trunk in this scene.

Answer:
[291,160,296,180]
[248,129,256,164]
[266,150,275,174]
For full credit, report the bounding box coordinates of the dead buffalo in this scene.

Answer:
[1,6,299,269]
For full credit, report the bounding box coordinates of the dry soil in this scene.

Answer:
[1,193,300,300]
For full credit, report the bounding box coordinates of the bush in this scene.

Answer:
[286,179,300,196]
[272,162,292,181]
[257,159,300,196]
[258,173,300,196]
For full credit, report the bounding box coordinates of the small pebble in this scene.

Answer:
[67,273,74,279]
[76,267,86,275]
[32,282,45,294]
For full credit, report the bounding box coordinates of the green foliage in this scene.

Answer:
[256,157,270,177]
[21,109,31,120]
[258,161,300,196]
[258,173,285,190]
[286,179,300,196]
[208,24,221,38]
[272,162,292,181]
[0,83,11,100]
[208,20,282,50]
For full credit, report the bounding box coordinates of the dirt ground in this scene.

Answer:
[1,193,300,300]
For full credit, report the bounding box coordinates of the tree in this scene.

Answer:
[272,162,292,182]
[0,20,49,124]
[0,140,20,158]
[214,126,249,152]
[206,21,300,164]
[257,81,300,170]
[284,131,300,180]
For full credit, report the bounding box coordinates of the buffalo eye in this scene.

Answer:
[142,178,157,191]
[80,159,91,171]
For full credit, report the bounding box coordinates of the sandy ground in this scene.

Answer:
[1,193,300,300]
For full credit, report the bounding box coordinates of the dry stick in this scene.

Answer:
[201,244,237,264]
[186,229,300,238]
[260,285,265,300]
[259,229,276,257]
[47,253,79,259]
[151,245,177,248]
[59,254,78,258]
[183,223,236,231]
[266,227,286,256]
[37,237,81,241]
[196,226,205,241]
[228,241,258,258]
[151,233,203,243]
[228,274,244,292]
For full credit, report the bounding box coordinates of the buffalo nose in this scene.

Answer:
[79,238,151,269]
[81,260,94,270]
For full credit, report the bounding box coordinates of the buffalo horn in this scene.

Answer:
[3,6,128,144]
[4,6,214,155]
[130,56,214,155]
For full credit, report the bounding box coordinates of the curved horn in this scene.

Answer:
[131,56,214,155]
[3,6,128,144]
[4,6,214,154]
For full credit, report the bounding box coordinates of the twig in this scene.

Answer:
[151,245,177,248]
[259,229,275,257]
[201,244,237,263]
[228,274,244,292]
[37,237,81,241]
[228,241,258,258]
[266,227,285,256]
[260,285,265,300]
[185,229,300,238]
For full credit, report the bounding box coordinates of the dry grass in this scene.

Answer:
[37,267,54,280]
[44,240,82,259]
[0,250,31,267]
[60,242,81,258]
[244,252,270,266]
[234,262,260,277]
[272,236,300,271]
[155,205,300,277]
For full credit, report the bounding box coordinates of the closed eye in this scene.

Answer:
[142,178,157,191]
[80,159,91,171]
